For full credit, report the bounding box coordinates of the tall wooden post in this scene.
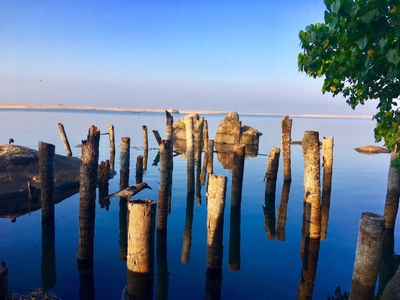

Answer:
[281,116,292,182]
[77,125,100,262]
[350,212,385,300]
[108,124,115,170]
[321,136,334,240]
[39,142,56,291]
[207,140,214,175]
[383,146,400,229]
[229,144,245,270]
[186,117,195,195]
[142,125,148,172]
[57,123,72,156]
[120,137,131,190]
[205,174,227,299]
[158,140,169,232]
[302,131,321,239]
[126,200,156,300]
[119,137,130,261]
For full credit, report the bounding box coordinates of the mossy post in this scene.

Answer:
[136,155,143,184]
[126,200,156,300]
[0,262,7,300]
[158,140,169,232]
[229,144,245,271]
[263,147,280,240]
[302,131,321,239]
[350,212,385,300]
[57,123,72,156]
[205,174,227,298]
[281,116,292,182]
[321,136,334,240]
[142,125,148,172]
[108,124,115,170]
[77,126,100,261]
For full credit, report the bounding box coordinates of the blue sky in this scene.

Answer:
[0,1,377,115]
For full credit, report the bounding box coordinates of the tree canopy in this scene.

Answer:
[298,0,400,149]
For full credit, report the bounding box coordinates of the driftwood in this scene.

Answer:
[354,145,389,154]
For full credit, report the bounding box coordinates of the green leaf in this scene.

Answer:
[379,37,388,53]
[330,0,341,13]
[387,48,400,65]
[357,36,368,50]
[343,0,359,16]
[361,9,378,23]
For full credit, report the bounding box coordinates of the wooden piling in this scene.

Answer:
[281,116,292,182]
[321,136,334,240]
[194,117,204,204]
[0,262,8,300]
[302,131,321,239]
[203,120,209,153]
[158,140,169,232]
[165,110,173,142]
[136,155,143,184]
[349,212,385,300]
[108,124,115,170]
[152,130,162,146]
[229,144,245,270]
[126,200,156,300]
[120,137,131,190]
[57,123,72,156]
[207,140,214,175]
[142,125,148,172]
[206,174,227,269]
[263,147,280,240]
[98,160,110,187]
[181,117,195,263]
[39,142,55,220]
[77,126,100,262]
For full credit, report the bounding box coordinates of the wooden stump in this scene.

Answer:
[57,123,72,156]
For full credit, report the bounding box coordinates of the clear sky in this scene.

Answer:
[0,0,377,115]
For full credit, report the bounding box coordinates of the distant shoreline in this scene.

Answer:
[0,103,373,119]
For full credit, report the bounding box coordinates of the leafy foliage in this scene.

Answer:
[298,0,400,149]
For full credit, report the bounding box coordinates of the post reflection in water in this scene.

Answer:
[276,181,291,242]
[206,174,227,300]
[77,126,100,299]
[263,148,280,241]
[39,142,57,290]
[229,144,245,271]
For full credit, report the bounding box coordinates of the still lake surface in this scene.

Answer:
[0,109,396,299]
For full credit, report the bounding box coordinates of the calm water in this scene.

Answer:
[0,109,396,299]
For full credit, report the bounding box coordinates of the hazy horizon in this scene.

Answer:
[0,1,378,116]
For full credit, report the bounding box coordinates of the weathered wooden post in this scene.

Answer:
[281,116,292,182]
[302,131,321,239]
[205,174,227,299]
[166,110,173,141]
[39,142,56,291]
[126,200,156,300]
[383,145,400,230]
[119,137,130,261]
[136,155,143,184]
[207,140,214,175]
[263,147,280,240]
[297,236,321,300]
[108,124,115,170]
[152,130,162,146]
[203,119,209,153]
[142,125,148,172]
[57,123,72,156]
[0,262,8,300]
[181,117,195,263]
[39,141,55,220]
[195,117,204,204]
[321,136,334,240]
[77,126,100,262]
[165,111,174,215]
[229,144,245,271]
[157,140,169,232]
[350,212,385,300]
[98,160,110,210]
[233,120,242,145]
[276,181,291,241]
